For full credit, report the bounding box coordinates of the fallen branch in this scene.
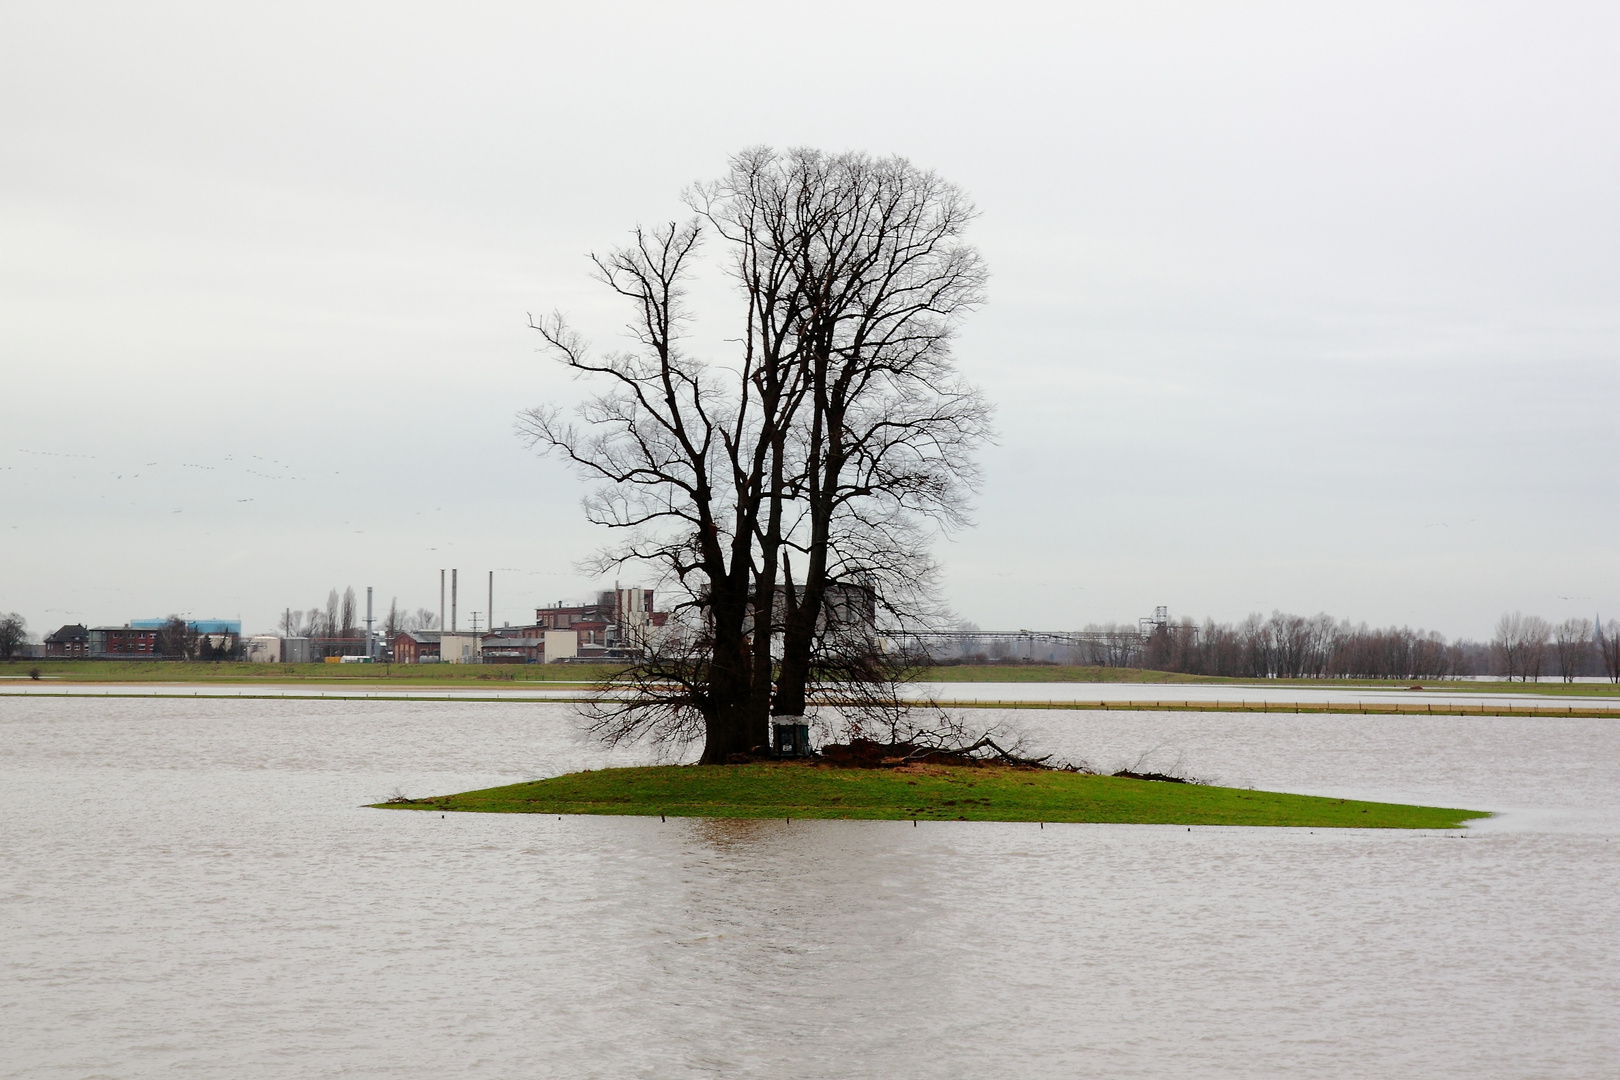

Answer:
[904,735,1053,768]
[819,737,1063,770]
[1111,769,1191,784]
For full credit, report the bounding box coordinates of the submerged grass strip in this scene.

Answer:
[11,660,1618,697]
[5,686,1610,719]
[0,660,621,683]
[373,763,1486,828]
[922,699,1620,718]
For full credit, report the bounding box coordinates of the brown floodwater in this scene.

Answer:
[2,697,1616,1078]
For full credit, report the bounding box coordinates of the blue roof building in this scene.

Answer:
[130,618,242,635]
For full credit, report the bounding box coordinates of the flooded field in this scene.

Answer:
[3,697,1616,1078]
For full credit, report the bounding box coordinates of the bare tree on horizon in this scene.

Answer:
[1553,617,1593,682]
[1598,619,1620,684]
[0,612,26,661]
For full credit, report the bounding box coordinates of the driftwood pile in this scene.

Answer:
[816,737,1055,770]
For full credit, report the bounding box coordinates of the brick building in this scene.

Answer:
[390,630,441,663]
[88,626,159,657]
[45,624,89,657]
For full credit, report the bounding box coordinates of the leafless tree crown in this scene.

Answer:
[518,148,992,762]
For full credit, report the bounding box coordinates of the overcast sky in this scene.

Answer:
[3,1,1617,640]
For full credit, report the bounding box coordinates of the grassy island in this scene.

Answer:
[373,763,1485,828]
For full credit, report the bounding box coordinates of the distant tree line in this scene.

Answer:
[948,611,1620,682]
[1134,614,1482,680]
[1129,612,1620,681]
[281,587,362,640]
[277,590,439,651]
[386,601,439,636]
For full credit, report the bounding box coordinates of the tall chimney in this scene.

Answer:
[451,569,458,632]
[439,570,445,632]
[488,571,493,634]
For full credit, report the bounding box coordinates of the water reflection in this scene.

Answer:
[687,816,786,848]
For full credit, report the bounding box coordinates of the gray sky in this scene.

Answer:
[3,1,1617,640]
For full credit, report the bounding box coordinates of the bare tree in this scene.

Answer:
[1494,612,1527,680]
[1552,617,1592,682]
[1079,622,1141,668]
[1239,614,1272,678]
[521,218,789,761]
[1522,615,1552,682]
[952,620,987,663]
[0,612,26,660]
[281,608,312,637]
[279,607,322,638]
[1598,619,1620,684]
[1268,612,1323,678]
[324,589,340,640]
[341,587,357,639]
[735,151,991,721]
[520,148,992,763]
[1495,612,1552,682]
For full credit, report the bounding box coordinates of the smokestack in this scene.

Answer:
[439,570,445,632]
[488,571,493,634]
[451,569,458,632]
[365,587,373,657]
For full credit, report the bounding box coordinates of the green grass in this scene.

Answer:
[8,658,1615,700]
[374,763,1486,828]
[0,659,625,684]
[921,665,1216,684]
[919,664,1620,695]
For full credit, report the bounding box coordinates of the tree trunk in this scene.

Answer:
[700,584,762,762]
